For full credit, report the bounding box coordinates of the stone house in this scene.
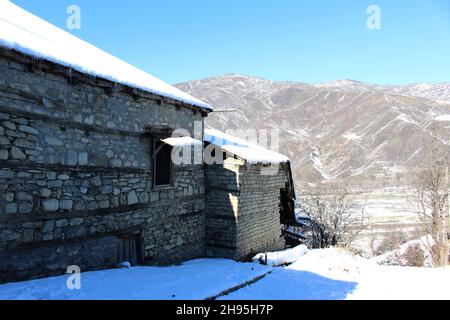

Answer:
[0,2,296,283]
[0,2,212,283]
[203,129,297,261]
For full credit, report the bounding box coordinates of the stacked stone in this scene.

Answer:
[0,51,207,282]
[205,163,287,260]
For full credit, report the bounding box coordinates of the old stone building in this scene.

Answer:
[0,2,212,283]
[0,2,296,283]
[203,129,297,261]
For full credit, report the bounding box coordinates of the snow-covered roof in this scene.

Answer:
[161,136,202,147]
[0,1,212,111]
[204,128,290,165]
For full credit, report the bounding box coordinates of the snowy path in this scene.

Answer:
[220,249,450,300]
[0,259,270,300]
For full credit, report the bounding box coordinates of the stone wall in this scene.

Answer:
[0,50,206,283]
[235,165,287,259]
[205,162,286,261]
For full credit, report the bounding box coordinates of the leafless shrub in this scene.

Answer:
[403,242,426,267]
[299,181,368,249]
[373,232,409,256]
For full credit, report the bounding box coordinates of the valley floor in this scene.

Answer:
[0,248,448,300]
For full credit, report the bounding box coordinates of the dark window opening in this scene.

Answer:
[152,138,172,187]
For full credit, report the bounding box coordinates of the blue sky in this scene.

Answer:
[11,0,450,85]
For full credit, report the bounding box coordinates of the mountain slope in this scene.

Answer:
[177,75,450,188]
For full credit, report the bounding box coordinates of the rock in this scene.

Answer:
[150,192,159,202]
[0,170,13,179]
[4,193,14,202]
[60,200,73,210]
[100,186,113,194]
[5,203,17,214]
[127,191,138,205]
[42,234,54,241]
[57,174,70,180]
[86,201,99,210]
[26,134,39,143]
[46,171,57,180]
[42,199,59,212]
[6,130,25,138]
[23,229,34,243]
[11,117,28,125]
[17,172,31,178]
[111,159,122,167]
[78,152,88,165]
[176,235,184,246]
[69,218,84,226]
[45,136,63,146]
[43,220,55,233]
[16,191,33,201]
[56,219,68,227]
[84,115,94,125]
[74,201,85,211]
[18,125,39,135]
[0,149,8,160]
[13,138,35,149]
[67,150,78,166]
[10,146,26,160]
[106,150,114,159]
[18,202,33,214]
[90,176,102,187]
[47,180,63,188]
[1,121,16,130]
[139,192,149,203]
[74,114,82,123]
[99,200,110,209]
[39,188,52,198]
[0,136,11,146]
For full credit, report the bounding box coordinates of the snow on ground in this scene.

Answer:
[0,259,270,300]
[1,248,449,300]
[253,245,308,267]
[435,114,450,122]
[222,248,450,300]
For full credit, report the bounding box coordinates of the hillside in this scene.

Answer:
[177,75,450,189]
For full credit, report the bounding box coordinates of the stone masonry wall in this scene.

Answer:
[0,50,206,283]
[205,162,286,260]
[204,163,240,259]
[235,165,286,260]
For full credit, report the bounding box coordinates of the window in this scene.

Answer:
[152,138,172,187]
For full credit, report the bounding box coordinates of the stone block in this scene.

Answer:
[127,191,138,205]
[42,199,59,212]
[10,146,26,160]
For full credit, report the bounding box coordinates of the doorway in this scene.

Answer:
[117,233,143,266]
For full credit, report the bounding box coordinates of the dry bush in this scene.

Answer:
[403,243,426,267]
[373,232,409,256]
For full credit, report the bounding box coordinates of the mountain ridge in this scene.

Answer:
[176,75,450,189]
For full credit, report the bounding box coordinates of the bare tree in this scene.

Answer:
[411,126,449,267]
[299,181,368,249]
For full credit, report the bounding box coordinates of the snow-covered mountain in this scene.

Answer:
[177,75,450,189]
